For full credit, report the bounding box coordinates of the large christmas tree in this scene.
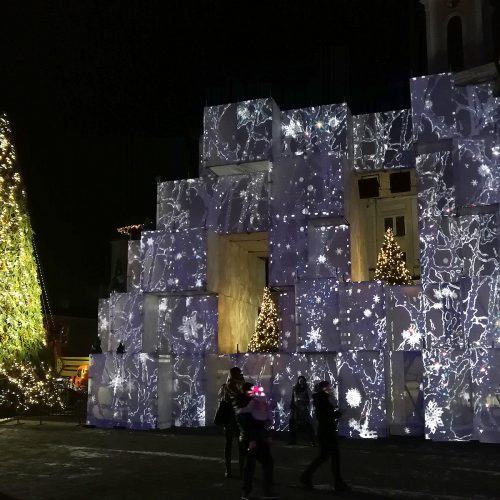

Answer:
[248,287,280,353]
[374,227,413,285]
[0,113,45,363]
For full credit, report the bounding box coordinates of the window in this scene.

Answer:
[358,177,379,198]
[384,215,406,236]
[390,171,411,193]
[447,16,464,71]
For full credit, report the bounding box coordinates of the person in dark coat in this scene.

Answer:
[300,380,350,492]
[288,375,315,445]
[234,383,277,500]
[218,366,245,478]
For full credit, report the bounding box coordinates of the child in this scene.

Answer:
[235,384,277,500]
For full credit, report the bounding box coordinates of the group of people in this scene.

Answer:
[216,367,350,499]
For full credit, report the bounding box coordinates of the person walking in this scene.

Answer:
[217,366,245,478]
[235,383,278,500]
[300,380,350,492]
[288,375,315,445]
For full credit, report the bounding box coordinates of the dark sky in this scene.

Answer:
[0,1,496,318]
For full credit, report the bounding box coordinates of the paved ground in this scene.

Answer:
[0,419,499,500]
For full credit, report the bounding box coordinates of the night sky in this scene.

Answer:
[0,1,497,318]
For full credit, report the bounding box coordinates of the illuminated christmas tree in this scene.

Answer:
[0,113,45,363]
[248,287,280,352]
[374,227,412,285]
[0,359,63,414]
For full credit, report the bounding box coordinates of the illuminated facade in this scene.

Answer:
[89,73,500,443]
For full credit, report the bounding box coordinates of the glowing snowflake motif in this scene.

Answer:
[306,327,322,346]
[175,252,183,260]
[147,237,154,246]
[471,179,478,186]
[282,118,303,139]
[404,427,411,435]
[363,309,372,318]
[345,388,362,408]
[478,164,491,177]
[425,399,444,434]
[401,324,421,349]
[159,300,168,312]
[237,106,251,122]
[178,311,203,341]
[335,248,343,255]
[328,116,339,128]
[373,294,380,304]
[317,254,327,264]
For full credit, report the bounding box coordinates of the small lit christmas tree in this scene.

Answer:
[374,228,412,285]
[248,287,280,353]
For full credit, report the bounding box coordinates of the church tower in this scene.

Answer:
[420,0,493,73]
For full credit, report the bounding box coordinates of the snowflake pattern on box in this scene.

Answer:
[423,349,473,441]
[461,276,500,348]
[457,213,499,277]
[385,285,424,351]
[157,178,211,231]
[410,74,457,143]
[270,353,309,431]
[454,82,500,138]
[296,278,341,352]
[277,290,296,352]
[172,354,206,427]
[271,154,345,219]
[87,353,158,430]
[127,240,142,292]
[470,348,500,443]
[269,218,307,287]
[141,229,206,292]
[109,292,143,353]
[303,223,351,280]
[339,282,386,350]
[423,282,463,349]
[98,298,111,351]
[353,109,414,171]
[416,151,455,218]
[455,139,500,208]
[387,351,425,435]
[281,104,350,158]
[419,215,462,285]
[158,295,217,355]
[207,173,269,233]
[202,98,277,167]
[270,353,338,431]
[336,351,386,439]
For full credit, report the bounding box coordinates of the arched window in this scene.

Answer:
[447,15,464,71]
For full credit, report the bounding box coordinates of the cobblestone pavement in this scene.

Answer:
[0,419,499,500]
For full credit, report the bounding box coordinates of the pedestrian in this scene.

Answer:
[217,366,245,478]
[288,375,315,446]
[300,380,350,492]
[235,383,278,500]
